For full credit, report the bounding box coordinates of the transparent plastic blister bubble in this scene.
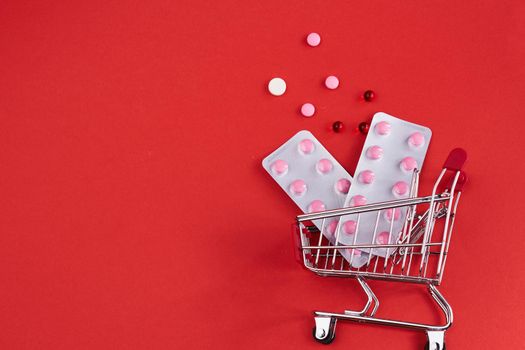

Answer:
[337,112,432,267]
[262,130,353,231]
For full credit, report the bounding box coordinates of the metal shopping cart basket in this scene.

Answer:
[292,149,467,350]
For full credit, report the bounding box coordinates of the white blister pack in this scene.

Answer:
[336,112,432,267]
[262,130,352,232]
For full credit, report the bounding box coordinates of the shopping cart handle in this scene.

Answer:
[443,148,467,171]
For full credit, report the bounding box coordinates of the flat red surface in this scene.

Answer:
[1,1,524,349]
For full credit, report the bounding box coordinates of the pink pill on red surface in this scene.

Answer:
[290,179,307,196]
[306,32,321,47]
[392,181,409,197]
[351,195,367,207]
[335,178,351,194]
[300,103,316,117]
[408,132,425,148]
[316,158,333,174]
[325,75,339,90]
[343,220,357,235]
[358,170,375,184]
[366,145,383,160]
[384,208,401,222]
[376,231,390,245]
[327,220,339,236]
[308,200,326,213]
[375,121,391,136]
[400,157,418,172]
[270,159,288,176]
[298,139,315,154]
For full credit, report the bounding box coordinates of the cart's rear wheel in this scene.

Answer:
[312,326,335,345]
[425,341,446,350]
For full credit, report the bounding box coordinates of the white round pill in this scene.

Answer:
[268,77,286,96]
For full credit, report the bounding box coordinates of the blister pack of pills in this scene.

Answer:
[336,112,432,267]
[262,130,353,230]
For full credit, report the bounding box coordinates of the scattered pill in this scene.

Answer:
[268,77,286,96]
[392,181,409,197]
[376,231,390,245]
[300,103,315,117]
[308,200,326,213]
[408,132,425,148]
[366,145,383,160]
[358,170,375,184]
[375,121,391,135]
[400,157,418,172]
[270,159,288,176]
[325,75,339,90]
[290,179,307,196]
[316,159,333,174]
[363,90,375,102]
[298,139,315,154]
[358,122,370,135]
[384,208,401,222]
[343,220,357,235]
[351,195,367,207]
[332,121,344,133]
[335,178,351,194]
[306,32,321,47]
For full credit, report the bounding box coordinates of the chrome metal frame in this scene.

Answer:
[296,158,466,350]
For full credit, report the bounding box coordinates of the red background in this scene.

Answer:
[1,1,524,349]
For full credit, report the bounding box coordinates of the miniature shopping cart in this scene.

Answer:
[293,149,467,350]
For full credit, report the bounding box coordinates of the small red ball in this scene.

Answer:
[332,121,344,133]
[358,122,370,134]
[363,90,375,102]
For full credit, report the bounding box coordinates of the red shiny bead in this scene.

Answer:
[332,121,344,133]
[358,122,370,134]
[363,90,375,102]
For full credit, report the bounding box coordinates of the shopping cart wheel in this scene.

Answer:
[425,340,446,350]
[312,317,336,344]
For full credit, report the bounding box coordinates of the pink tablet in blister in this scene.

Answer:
[262,130,353,235]
[335,112,432,267]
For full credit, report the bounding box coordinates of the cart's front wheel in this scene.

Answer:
[425,341,446,350]
[313,317,336,345]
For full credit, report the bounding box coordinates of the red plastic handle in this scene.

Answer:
[443,148,467,171]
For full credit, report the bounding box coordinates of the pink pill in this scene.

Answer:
[335,178,351,194]
[375,121,391,136]
[392,181,409,197]
[306,32,321,47]
[300,103,315,117]
[376,231,390,245]
[343,220,357,235]
[298,139,315,154]
[408,132,425,148]
[270,159,288,176]
[347,248,362,257]
[358,170,375,184]
[325,75,339,90]
[400,157,418,172]
[384,208,401,222]
[351,195,366,207]
[308,200,326,213]
[316,158,333,174]
[327,220,339,236]
[290,179,307,196]
[366,145,383,160]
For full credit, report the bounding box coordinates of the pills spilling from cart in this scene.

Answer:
[268,77,286,96]
[306,33,321,47]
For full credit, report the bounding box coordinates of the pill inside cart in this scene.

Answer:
[350,195,367,206]
[392,181,409,197]
[308,200,326,213]
[298,139,315,154]
[400,157,418,172]
[335,178,351,194]
[376,231,390,245]
[290,179,307,196]
[358,170,375,184]
[270,159,288,176]
[384,208,401,222]
[343,220,357,235]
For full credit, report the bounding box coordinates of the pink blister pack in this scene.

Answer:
[262,130,353,232]
[337,112,432,267]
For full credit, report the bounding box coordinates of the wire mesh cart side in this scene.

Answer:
[293,148,467,350]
